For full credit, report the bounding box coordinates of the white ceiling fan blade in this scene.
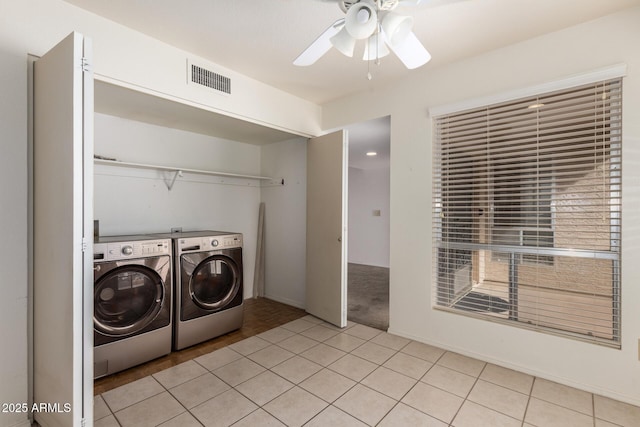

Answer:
[385,30,431,69]
[294,18,345,66]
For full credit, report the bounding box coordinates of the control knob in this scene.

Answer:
[121,245,134,256]
[211,239,219,247]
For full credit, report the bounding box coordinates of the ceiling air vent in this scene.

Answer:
[189,62,231,95]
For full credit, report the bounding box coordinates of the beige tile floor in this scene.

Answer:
[94,316,640,427]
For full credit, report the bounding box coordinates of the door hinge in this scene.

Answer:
[82,238,88,253]
[80,418,86,427]
[81,57,92,72]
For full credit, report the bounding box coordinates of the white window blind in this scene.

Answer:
[432,78,622,346]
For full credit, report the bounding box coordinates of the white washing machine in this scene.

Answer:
[159,231,244,350]
[93,235,173,378]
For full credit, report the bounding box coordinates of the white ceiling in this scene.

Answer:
[64,0,639,105]
[66,0,637,170]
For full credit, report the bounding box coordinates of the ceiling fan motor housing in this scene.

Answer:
[340,0,400,13]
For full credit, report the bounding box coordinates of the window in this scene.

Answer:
[432,78,622,346]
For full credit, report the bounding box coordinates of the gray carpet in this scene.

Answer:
[348,263,389,330]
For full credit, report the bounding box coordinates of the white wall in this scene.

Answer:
[94,113,262,298]
[1,1,321,138]
[348,167,390,267]
[92,35,321,139]
[0,2,320,426]
[323,7,640,406]
[260,138,308,308]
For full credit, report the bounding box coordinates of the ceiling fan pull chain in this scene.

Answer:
[367,28,374,80]
[375,27,381,65]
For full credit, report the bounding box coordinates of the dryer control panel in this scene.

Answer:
[177,233,243,254]
[94,239,171,261]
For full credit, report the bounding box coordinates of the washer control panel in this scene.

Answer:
[94,239,170,261]
[210,236,242,249]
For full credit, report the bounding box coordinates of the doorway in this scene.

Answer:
[346,116,391,330]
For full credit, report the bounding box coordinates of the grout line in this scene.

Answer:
[95,312,629,427]
[447,360,484,426]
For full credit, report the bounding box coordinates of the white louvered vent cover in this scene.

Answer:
[189,62,231,95]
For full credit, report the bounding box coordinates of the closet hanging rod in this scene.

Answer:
[94,158,272,181]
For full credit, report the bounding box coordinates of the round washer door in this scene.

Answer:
[94,265,164,336]
[189,254,241,310]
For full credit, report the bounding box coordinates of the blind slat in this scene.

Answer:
[432,78,622,346]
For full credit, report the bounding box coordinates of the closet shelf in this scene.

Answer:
[94,158,272,190]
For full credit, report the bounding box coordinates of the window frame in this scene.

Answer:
[430,66,625,347]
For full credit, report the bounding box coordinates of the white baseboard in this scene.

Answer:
[386,327,640,408]
[262,293,305,309]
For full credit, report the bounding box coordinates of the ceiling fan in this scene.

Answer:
[294,0,432,71]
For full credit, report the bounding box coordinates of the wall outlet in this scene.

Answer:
[373,209,381,217]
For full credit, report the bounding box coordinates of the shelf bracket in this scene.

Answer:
[166,170,182,190]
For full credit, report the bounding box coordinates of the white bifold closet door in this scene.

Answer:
[306,130,348,328]
[33,31,94,427]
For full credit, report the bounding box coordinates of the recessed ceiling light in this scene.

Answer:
[366,151,377,156]
[528,103,545,109]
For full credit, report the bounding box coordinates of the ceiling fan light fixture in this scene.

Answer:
[381,12,414,46]
[330,26,357,57]
[363,33,390,60]
[345,0,378,39]
[356,8,371,23]
[294,0,433,71]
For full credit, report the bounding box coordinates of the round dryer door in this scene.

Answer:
[94,265,164,336]
[189,255,241,310]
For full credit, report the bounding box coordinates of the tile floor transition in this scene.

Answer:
[94,316,640,427]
